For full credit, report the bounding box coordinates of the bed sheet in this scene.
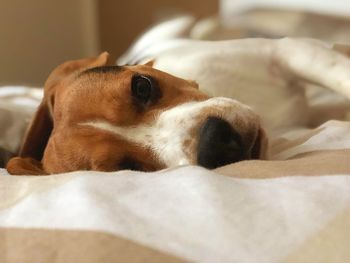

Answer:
[0,85,349,262]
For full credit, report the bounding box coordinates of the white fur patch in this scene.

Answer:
[80,97,256,167]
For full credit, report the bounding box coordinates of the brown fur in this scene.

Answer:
[6,52,210,175]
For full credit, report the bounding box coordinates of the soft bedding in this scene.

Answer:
[0,85,350,262]
[1,168,350,262]
[2,12,350,263]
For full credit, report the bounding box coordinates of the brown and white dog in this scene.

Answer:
[6,21,350,176]
[6,52,266,175]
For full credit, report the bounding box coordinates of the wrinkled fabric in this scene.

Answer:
[0,168,350,262]
[1,78,350,262]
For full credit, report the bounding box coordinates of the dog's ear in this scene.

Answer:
[19,101,53,161]
[143,59,155,67]
[6,157,48,175]
[44,52,110,98]
[18,52,110,162]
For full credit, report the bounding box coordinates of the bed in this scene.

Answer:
[1,10,350,263]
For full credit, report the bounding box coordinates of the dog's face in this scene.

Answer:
[7,53,267,175]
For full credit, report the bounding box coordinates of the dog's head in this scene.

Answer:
[7,53,267,175]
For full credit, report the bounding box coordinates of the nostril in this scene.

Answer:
[197,117,244,169]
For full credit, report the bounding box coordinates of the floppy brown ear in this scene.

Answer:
[18,52,110,162]
[44,51,110,97]
[19,101,53,160]
[6,157,48,175]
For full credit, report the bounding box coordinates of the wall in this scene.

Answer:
[0,0,99,86]
[0,0,217,85]
[98,0,218,61]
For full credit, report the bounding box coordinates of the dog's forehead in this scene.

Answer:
[80,65,125,75]
[65,64,204,107]
[78,64,194,87]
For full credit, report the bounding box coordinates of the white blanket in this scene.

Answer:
[1,167,350,262]
[0,86,350,262]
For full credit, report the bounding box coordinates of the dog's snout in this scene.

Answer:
[197,117,245,169]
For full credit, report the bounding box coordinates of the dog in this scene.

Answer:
[6,52,267,175]
[6,32,350,175]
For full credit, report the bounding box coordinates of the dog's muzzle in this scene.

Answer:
[79,97,264,169]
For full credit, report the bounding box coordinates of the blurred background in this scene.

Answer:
[0,0,349,86]
[0,0,217,86]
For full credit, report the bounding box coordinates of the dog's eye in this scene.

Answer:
[131,75,153,104]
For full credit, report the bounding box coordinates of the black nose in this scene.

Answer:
[197,117,244,169]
